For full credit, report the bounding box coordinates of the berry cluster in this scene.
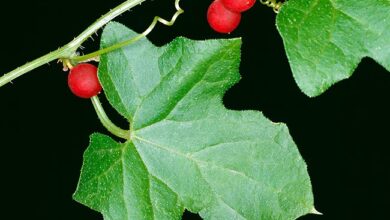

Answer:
[207,0,256,33]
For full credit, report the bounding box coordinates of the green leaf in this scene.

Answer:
[73,133,184,220]
[277,0,390,97]
[73,22,315,219]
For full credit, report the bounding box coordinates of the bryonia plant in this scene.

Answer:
[1,0,389,219]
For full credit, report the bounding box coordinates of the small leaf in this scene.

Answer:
[74,22,314,219]
[277,0,390,97]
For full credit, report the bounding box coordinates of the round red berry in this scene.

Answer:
[68,63,102,98]
[221,0,256,12]
[207,0,241,34]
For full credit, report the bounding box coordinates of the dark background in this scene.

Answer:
[0,0,389,219]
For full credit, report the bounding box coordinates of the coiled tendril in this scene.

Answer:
[260,0,284,13]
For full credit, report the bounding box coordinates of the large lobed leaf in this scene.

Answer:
[73,22,315,219]
[277,0,390,97]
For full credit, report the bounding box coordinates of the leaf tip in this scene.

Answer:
[296,80,329,98]
[310,207,323,215]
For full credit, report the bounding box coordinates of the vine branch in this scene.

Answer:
[0,0,184,140]
[0,0,147,88]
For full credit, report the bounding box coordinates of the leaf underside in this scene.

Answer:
[277,0,390,97]
[73,22,314,220]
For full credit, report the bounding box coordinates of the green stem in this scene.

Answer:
[0,0,146,88]
[73,0,184,62]
[66,0,147,50]
[0,47,67,87]
[91,96,130,140]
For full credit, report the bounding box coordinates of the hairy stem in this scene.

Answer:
[0,0,147,88]
[66,0,147,50]
[0,48,67,87]
[91,96,130,140]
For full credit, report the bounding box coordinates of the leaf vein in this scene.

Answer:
[134,42,236,130]
[190,139,253,156]
[120,145,130,219]
[197,168,247,220]
[133,135,282,201]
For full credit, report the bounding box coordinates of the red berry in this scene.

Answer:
[221,0,256,12]
[68,63,102,98]
[207,0,241,34]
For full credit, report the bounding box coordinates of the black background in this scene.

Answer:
[0,0,389,219]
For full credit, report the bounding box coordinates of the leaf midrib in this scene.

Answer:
[132,134,282,195]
